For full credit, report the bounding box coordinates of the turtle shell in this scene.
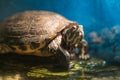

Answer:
[0,11,72,55]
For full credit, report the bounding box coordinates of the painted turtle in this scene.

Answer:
[0,11,89,70]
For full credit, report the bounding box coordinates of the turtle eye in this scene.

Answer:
[73,26,77,29]
[72,26,78,30]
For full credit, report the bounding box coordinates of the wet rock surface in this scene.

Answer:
[0,53,120,80]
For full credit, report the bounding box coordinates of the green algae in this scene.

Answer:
[26,58,108,79]
[27,68,74,78]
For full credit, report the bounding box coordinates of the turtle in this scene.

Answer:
[0,11,89,70]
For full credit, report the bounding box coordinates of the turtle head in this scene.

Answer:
[61,22,84,54]
[62,22,84,48]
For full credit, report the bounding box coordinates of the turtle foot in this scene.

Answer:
[79,54,90,60]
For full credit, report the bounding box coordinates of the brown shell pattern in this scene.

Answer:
[0,11,71,45]
[0,11,72,56]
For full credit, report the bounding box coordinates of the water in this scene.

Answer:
[0,53,120,80]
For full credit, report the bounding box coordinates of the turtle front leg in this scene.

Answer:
[77,39,90,60]
[0,44,12,54]
[55,45,70,70]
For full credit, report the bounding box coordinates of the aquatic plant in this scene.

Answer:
[87,26,120,63]
[26,58,107,79]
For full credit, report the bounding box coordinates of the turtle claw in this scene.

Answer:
[79,54,90,60]
[69,61,75,69]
